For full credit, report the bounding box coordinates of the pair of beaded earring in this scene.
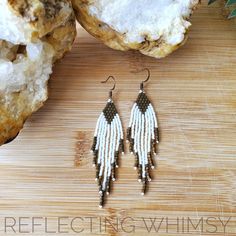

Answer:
[91,68,159,208]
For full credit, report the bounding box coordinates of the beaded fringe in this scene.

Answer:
[127,90,159,195]
[91,98,124,208]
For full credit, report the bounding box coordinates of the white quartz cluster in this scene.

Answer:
[0,0,54,106]
[89,0,198,45]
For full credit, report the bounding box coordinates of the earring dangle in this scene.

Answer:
[91,76,124,208]
[127,68,159,195]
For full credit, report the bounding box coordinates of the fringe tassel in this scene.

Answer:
[127,91,159,195]
[92,100,124,208]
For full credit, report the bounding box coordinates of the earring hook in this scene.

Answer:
[132,68,151,90]
[101,75,116,98]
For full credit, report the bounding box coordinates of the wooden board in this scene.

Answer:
[0,1,236,235]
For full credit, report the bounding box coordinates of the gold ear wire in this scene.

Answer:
[101,76,116,98]
[131,68,151,90]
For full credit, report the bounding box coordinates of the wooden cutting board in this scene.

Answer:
[0,1,236,235]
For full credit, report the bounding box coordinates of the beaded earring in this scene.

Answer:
[127,68,159,195]
[91,76,124,208]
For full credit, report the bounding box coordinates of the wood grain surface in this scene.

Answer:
[0,1,236,235]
